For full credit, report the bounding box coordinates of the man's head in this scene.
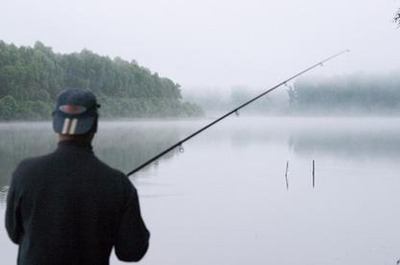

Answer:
[52,89,100,141]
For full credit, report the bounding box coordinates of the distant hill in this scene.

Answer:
[0,41,203,120]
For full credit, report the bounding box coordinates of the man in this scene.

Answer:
[5,88,150,265]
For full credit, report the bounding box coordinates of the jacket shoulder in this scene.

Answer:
[9,153,55,189]
[91,156,132,184]
[14,153,55,175]
[92,156,125,176]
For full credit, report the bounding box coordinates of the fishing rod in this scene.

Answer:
[126,50,350,177]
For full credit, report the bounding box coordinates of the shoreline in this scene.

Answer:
[1,114,400,124]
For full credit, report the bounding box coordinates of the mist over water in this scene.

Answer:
[1,117,400,265]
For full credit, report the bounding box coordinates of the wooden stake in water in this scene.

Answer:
[312,160,315,188]
[285,161,289,190]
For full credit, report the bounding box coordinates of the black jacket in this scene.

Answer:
[5,140,150,265]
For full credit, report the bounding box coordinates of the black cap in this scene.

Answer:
[52,89,100,135]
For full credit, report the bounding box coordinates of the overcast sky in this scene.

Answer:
[1,0,400,89]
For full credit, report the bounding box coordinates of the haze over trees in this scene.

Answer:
[290,74,400,115]
[185,74,400,116]
[183,87,288,116]
[0,41,203,120]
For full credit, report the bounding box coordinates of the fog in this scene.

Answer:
[1,0,400,89]
[182,86,289,115]
[2,1,400,264]
[183,72,400,116]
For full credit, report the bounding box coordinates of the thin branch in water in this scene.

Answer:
[312,160,316,188]
[285,161,289,190]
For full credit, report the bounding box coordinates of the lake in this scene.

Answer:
[1,117,400,265]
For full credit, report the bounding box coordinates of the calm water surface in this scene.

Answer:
[1,117,400,265]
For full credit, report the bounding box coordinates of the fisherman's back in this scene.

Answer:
[6,140,150,265]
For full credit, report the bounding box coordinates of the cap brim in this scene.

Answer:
[53,112,96,135]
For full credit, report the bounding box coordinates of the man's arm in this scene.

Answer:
[115,183,150,262]
[5,168,23,244]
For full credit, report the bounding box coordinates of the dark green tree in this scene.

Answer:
[0,95,19,120]
[0,41,203,120]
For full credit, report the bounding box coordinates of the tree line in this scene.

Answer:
[184,74,400,116]
[0,41,203,120]
[289,74,400,114]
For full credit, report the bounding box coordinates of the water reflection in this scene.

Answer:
[94,121,184,175]
[1,118,400,189]
[0,122,54,188]
[0,121,185,188]
[287,118,400,160]
[201,117,400,161]
[0,186,8,206]
[1,118,400,265]
[290,131,400,159]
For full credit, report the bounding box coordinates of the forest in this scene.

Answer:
[0,41,203,120]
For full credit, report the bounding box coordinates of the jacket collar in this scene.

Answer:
[57,140,93,153]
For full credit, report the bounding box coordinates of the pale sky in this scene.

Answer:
[1,0,400,89]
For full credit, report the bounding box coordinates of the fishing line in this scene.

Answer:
[126,50,350,177]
